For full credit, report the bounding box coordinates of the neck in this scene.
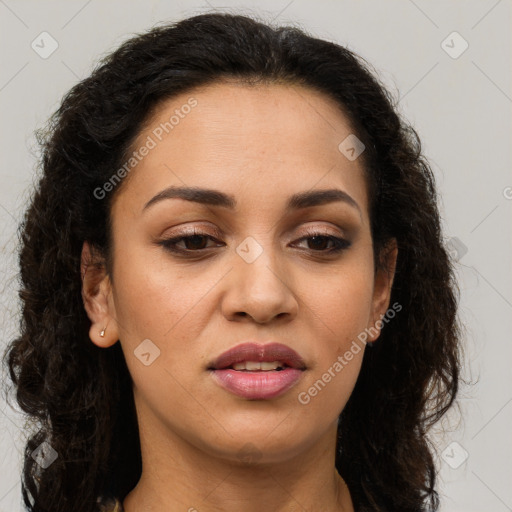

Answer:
[123,400,354,512]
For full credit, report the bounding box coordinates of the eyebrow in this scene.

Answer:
[142,185,361,216]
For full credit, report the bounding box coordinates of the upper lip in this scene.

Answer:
[208,342,306,370]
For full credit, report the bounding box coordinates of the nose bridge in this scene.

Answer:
[235,234,287,294]
[222,234,298,323]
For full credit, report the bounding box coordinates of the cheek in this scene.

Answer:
[296,271,372,410]
[319,267,374,339]
[296,280,370,416]
[111,252,218,402]
[112,246,209,341]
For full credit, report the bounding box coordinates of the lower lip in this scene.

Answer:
[210,368,304,400]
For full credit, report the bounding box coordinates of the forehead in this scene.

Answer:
[111,80,369,220]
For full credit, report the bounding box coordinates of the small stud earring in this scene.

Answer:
[100,327,106,337]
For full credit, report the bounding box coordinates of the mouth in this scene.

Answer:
[207,342,306,400]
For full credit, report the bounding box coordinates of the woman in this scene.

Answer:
[3,12,461,512]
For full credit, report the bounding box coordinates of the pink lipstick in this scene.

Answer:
[208,342,306,400]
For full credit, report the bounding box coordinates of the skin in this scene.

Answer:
[81,80,397,512]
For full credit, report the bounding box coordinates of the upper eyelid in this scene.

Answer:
[163,228,349,246]
[165,222,348,238]
[165,229,345,243]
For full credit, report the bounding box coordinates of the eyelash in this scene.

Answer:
[158,227,351,257]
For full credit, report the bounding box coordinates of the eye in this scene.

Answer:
[157,228,351,256]
[158,229,223,254]
[293,231,351,254]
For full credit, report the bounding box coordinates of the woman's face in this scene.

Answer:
[84,80,396,464]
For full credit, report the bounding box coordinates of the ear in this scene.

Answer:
[367,239,398,342]
[81,241,119,348]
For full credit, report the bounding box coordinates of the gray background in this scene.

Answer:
[1,1,511,510]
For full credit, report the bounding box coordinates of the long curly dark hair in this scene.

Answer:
[2,12,461,512]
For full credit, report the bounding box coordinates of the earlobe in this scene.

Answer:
[88,320,118,348]
[81,241,119,348]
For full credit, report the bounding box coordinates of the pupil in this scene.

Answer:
[185,235,207,250]
[309,236,329,250]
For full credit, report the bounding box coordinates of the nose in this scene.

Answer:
[220,244,299,324]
